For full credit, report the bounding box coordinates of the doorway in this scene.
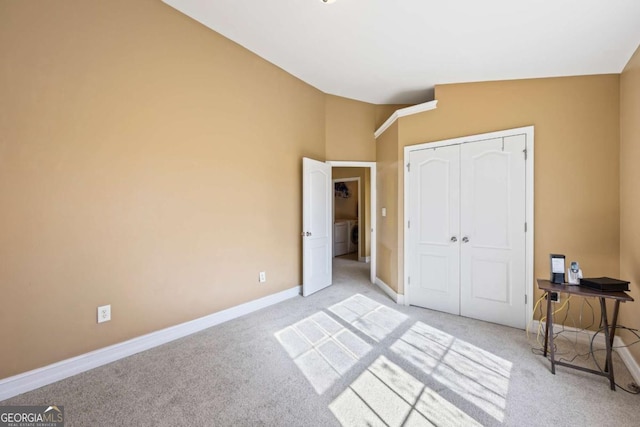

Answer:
[328,161,376,285]
[301,159,376,297]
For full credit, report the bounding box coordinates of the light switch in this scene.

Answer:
[382,208,387,217]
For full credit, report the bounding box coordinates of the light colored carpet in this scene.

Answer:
[2,257,639,426]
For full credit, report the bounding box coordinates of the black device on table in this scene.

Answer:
[579,277,630,292]
[550,254,565,284]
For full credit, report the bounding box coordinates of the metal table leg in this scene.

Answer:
[545,292,555,374]
[604,300,620,373]
[599,298,615,390]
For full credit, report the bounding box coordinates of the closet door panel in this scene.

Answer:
[408,145,460,315]
[460,136,527,328]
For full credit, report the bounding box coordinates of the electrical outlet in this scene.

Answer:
[545,292,560,303]
[259,271,266,283]
[97,304,111,323]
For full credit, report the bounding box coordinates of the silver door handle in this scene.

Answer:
[462,236,469,243]
[306,231,312,236]
[450,236,457,242]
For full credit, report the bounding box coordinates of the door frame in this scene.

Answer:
[403,126,534,325]
[332,176,361,260]
[327,161,376,285]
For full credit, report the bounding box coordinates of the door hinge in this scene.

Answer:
[408,220,410,229]
[408,276,411,285]
[525,294,528,304]
[524,222,527,232]
[523,148,528,160]
[407,163,410,172]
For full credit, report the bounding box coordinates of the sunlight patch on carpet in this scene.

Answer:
[391,321,511,422]
[329,294,408,342]
[275,310,372,394]
[330,355,482,427]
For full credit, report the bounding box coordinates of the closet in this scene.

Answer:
[407,133,528,328]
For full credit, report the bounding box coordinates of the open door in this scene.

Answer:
[302,157,332,296]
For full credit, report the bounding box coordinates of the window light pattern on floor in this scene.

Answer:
[390,321,512,422]
[330,355,481,427]
[328,294,408,342]
[275,310,372,394]
[276,294,511,425]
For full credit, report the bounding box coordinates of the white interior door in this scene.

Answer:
[408,145,460,315]
[302,157,332,297]
[460,136,526,328]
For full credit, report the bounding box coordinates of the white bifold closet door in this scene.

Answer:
[408,144,461,314]
[409,135,526,328]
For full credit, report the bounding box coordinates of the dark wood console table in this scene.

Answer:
[537,279,634,391]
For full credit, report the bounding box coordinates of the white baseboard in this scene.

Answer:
[616,341,640,386]
[359,256,371,263]
[375,277,404,305]
[530,320,640,385]
[0,285,301,402]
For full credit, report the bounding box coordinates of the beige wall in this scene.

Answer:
[332,167,370,257]
[325,95,377,161]
[620,44,640,362]
[364,167,371,258]
[376,122,400,289]
[325,96,406,162]
[0,0,330,379]
[377,75,621,312]
[0,0,400,380]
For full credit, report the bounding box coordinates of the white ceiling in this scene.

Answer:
[162,0,640,105]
